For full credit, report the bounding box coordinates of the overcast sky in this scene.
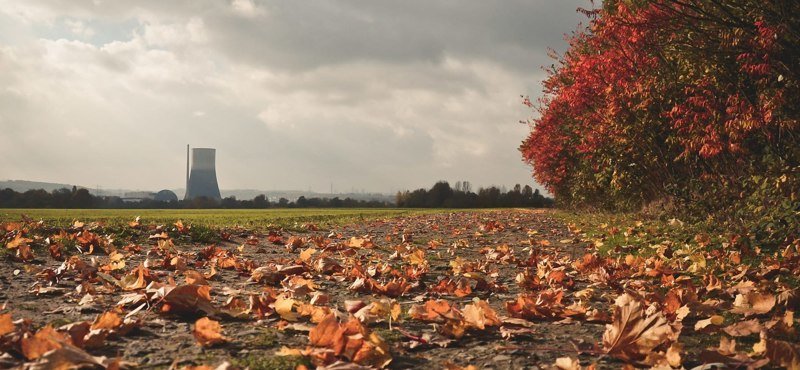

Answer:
[0,0,589,193]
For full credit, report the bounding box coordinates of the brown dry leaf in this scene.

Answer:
[723,318,762,337]
[6,234,33,250]
[408,300,456,322]
[107,251,126,271]
[348,237,374,249]
[765,337,800,370]
[602,294,680,363]
[91,312,122,331]
[666,342,682,368]
[184,270,209,285]
[351,332,392,368]
[161,284,218,316]
[299,248,317,262]
[23,344,108,370]
[297,303,333,323]
[554,357,581,370]
[274,296,300,321]
[285,236,304,250]
[17,243,35,261]
[353,300,401,324]
[119,264,148,291]
[174,220,188,233]
[405,249,427,266]
[128,216,140,228]
[309,314,340,348]
[505,290,582,320]
[462,299,501,330]
[730,292,776,316]
[365,278,411,298]
[283,276,318,296]
[309,314,392,368]
[694,315,725,332]
[0,313,13,336]
[193,317,228,347]
[21,326,71,360]
[430,277,472,297]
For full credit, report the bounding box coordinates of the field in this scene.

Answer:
[0,208,446,230]
[1,208,798,369]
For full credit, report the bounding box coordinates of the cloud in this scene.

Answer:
[0,0,591,193]
[231,0,265,18]
[64,19,95,38]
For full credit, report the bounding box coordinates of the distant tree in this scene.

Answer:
[253,194,269,208]
[427,181,453,207]
[72,188,93,208]
[221,196,238,208]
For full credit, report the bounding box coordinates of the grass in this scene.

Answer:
[0,208,455,230]
[554,210,697,256]
[232,354,312,370]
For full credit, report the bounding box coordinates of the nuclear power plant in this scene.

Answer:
[184,145,222,201]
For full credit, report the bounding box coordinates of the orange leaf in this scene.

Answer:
[193,317,228,347]
[91,312,122,331]
[462,299,501,330]
[0,313,14,336]
[21,326,70,360]
[161,284,218,316]
[309,314,340,348]
[184,270,209,285]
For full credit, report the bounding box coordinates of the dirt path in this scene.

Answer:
[6,209,793,369]
[0,209,616,369]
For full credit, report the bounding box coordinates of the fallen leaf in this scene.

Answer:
[91,312,122,331]
[21,326,70,360]
[722,318,762,337]
[694,315,725,332]
[184,270,209,285]
[765,337,800,370]
[730,292,776,316]
[602,294,680,363]
[554,357,581,370]
[0,313,13,336]
[23,344,111,369]
[275,296,300,321]
[161,284,218,316]
[461,299,501,330]
[194,317,228,347]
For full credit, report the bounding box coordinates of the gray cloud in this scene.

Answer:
[0,0,590,193]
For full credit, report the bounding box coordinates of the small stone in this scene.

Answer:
[492,355,512,362]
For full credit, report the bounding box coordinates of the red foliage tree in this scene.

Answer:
[521,0,800,210]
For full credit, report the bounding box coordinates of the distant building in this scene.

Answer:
[184,146,222,201]
[154,189,178,202]
[121,191,155,202]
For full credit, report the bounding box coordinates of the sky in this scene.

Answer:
[0,0,590,194]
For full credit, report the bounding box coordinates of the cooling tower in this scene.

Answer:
[184,147,222,201]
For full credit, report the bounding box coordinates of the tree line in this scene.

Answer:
[395,181,553,208]
[0,187,390,209]
[0,182,552,209]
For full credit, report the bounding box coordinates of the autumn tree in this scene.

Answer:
[521,0,800,219]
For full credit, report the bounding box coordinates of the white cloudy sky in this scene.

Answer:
[0,0,589,193]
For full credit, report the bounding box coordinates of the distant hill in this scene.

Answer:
[218,189,394,203]
[0,180,83,193]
